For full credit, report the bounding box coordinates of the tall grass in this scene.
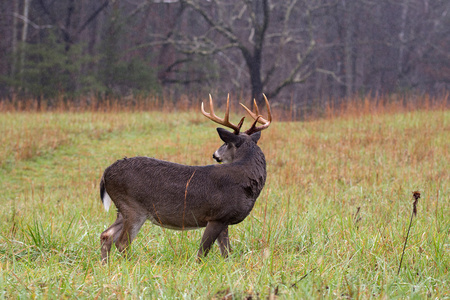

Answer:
[0,97,448,298]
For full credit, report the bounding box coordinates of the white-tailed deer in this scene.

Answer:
[99,95,272,263]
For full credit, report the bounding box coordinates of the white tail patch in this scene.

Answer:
[103,191,112,212]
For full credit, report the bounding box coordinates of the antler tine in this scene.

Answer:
[262,94,272,124]
[223,94,231,123]
[253,99,260,116]
[208,94,216,117]
[201,94,244,134]
[240,94,272,134]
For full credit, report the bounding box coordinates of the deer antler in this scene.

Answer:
[240,94,272,135]
[201,94,245,134]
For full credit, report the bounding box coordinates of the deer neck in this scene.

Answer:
[234,144,267,189]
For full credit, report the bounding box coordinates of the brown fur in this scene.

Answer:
[99,129,266,263]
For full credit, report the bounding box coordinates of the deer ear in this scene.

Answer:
[217,128,240,144]
[250,131,261,144]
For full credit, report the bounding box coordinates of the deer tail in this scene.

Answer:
[100,175,112,212]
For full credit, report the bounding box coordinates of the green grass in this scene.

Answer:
[0,108,449,298]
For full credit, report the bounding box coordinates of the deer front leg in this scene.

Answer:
[100,212,124,264]
[217,226,231,258]
[197,221,228,260]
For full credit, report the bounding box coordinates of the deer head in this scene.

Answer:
[201,94,272,163]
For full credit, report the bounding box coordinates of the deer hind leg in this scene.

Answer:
[216,226,231,258]
[100,212,124,264]
[114,212,147,259]
[197,221,228,260]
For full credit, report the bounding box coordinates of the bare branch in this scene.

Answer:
[77,1,109,34]
[182,0,241,46]
[267,4,317,99]
[316,68,345,85]
[13,13,53,30]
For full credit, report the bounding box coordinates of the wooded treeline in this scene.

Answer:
[1,0,449,109]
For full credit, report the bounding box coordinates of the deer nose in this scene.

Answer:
[213,153,222,163]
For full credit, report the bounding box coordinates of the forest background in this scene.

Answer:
[1,0,449,115]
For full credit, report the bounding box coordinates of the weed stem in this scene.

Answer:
[397,191,420,275]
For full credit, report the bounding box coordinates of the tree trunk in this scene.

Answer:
[19,0,31,85]
[344,0,355,98]
[64,0,75,50]
[11,0,19,77]
[246,0,268,108]
[248,48,264,108]
[398,0,410,83]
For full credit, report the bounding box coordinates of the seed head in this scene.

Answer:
[412,191,420,216]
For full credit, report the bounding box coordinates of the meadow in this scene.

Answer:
[0,100,449,298]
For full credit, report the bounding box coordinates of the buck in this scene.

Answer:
[99,95,272,263]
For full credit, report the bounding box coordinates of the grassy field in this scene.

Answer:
[0,106,449,298]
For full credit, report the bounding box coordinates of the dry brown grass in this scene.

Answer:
[1,93,448,118]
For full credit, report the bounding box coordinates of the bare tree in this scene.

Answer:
[36,0,109,50]
[167,0,318,106]
[11,0,20,78]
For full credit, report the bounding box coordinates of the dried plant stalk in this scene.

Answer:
[397,191,421,275]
